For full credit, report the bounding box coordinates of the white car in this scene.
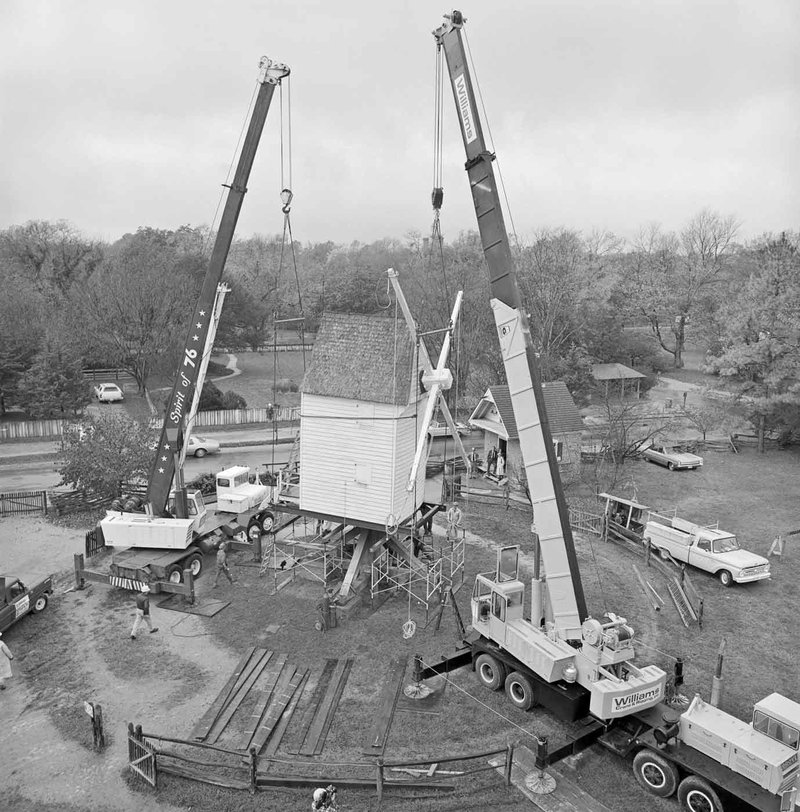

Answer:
[186,435,221,458]
[94,383,124,403]
[642,443,703,471]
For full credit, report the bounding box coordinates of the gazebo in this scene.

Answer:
[591,363,646,400]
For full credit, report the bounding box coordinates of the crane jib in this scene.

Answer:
[146,63,287,516]
[436,17,588,626]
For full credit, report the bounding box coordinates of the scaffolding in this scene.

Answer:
[258,520,352,592]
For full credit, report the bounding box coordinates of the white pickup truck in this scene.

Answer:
[644,515,771,587]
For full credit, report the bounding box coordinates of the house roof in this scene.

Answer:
[301,312,419,405]
[592,363,646,381]
[474,382,584,439]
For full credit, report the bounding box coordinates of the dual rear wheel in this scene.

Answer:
[633,749,724,811]
[166,554,203,584]
[474,653,536,711]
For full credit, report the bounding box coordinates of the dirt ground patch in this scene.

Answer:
[2,441,797,812]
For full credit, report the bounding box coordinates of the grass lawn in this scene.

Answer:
[21,442,795,812]
[210,350,308,409]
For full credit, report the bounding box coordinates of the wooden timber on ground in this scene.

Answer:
[262,669,310,759]
[285,659,337,755]
[236,654,290,751]
[489,745,614,812]
[298,657,354,756]
[191,646,257,741]
[250,666,308,754]
[362,655,408,757]
[207,650,274,744]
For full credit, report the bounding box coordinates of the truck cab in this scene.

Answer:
[1,574,54,632]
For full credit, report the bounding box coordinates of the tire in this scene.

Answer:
[194,448,207,458]
[186,554,203,578]
[167,564,183,584]
[677,775,723,812]
[32,594,49,613]
[248,511,275,542]
[632,749,679,798]
[659,546,671,561]
[668,461,676,471]
[718,569,733,587]
[475,653,505,691]
[504,671,536,711]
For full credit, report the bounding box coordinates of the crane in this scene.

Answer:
[431,10,666,721]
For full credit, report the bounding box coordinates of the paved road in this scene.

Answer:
[0,442,292,493]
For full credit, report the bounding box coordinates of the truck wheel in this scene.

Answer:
[659,546,671,561]
[167,564,183,584]
[718,570,733,587]
[248,511,275,541]
[32,594,49,613]
[186,554,203,578]
[475,653,505,691]
[677,775,723,812]
[504,671,536,711]
[632,749,679,797]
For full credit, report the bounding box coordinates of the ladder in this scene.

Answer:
[667,578,697,627]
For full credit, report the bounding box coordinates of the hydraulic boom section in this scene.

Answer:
[434,11,586,637]
[147,57,289,517]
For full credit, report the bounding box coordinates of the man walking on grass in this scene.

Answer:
[213,540,236,588]
[130,585,158,639]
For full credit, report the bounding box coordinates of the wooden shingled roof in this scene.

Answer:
[489,382,584,438]
[301,312,419,405]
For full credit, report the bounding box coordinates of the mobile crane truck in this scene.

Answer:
[85,56,290,594]
[418,12,800,811]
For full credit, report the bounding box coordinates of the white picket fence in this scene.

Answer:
[1,419,65,441]
[1,406,300,441]
[192,405,299,427]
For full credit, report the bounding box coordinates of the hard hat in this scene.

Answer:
[313,788,326,802]
[141,585,151,593]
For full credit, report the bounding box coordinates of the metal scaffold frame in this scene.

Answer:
[259,520,347,591]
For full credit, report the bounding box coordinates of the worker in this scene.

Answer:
[311,784,337,811]
[0,632,14,690]
[130,585,158,639]
[212,540,236,588]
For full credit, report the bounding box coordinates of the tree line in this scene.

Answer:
[0,213,798,443]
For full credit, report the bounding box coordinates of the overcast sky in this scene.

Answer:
[1,0,798,248]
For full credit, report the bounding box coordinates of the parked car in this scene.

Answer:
[641,442,703,471]
[427,420,470,438]
[94,383,124,403]
[186,435,221,458]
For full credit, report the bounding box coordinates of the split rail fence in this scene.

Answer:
[127,725,513,803]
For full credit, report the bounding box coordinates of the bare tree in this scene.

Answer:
[624,210,740,368]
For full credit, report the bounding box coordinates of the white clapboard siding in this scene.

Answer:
[299,394,426,524]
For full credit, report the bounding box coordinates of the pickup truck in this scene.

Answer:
[644,515,771,586]
[1,574,54,632]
